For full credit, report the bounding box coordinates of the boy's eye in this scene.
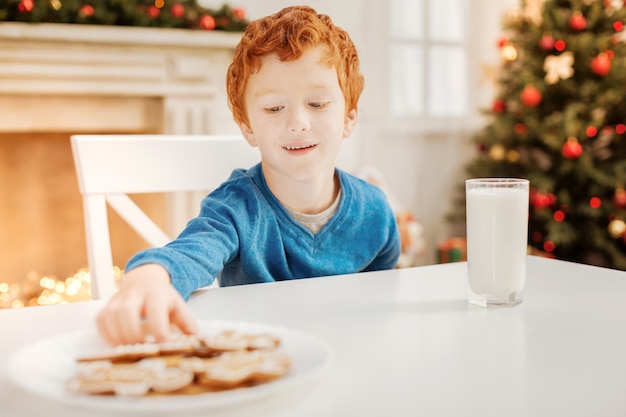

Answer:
[309,102,328,109]
[265,106,283,113]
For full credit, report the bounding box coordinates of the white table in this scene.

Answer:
[1,256,625,416]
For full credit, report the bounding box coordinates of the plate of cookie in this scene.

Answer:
[5,320,332,413]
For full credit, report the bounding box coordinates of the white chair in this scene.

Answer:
[70,134,259,300]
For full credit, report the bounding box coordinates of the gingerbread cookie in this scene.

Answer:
[199,330,281,355]
[76,334,201,363]
[193,350,291,389]
[66,357,195,396]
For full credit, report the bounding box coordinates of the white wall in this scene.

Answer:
[205,0,518,264]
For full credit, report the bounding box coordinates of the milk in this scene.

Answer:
[466,184,529,301]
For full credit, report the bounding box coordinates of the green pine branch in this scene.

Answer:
[0,0,249,31]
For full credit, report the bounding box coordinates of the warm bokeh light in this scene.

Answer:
[0,267,122,309]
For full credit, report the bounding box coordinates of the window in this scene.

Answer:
[389,0,470,120]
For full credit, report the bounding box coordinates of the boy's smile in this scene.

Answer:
[283,142,318,154]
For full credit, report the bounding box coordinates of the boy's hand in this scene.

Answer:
[96,264,199,346]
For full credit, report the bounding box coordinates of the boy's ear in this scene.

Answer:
[238,122,258,147]
[343,109,358,138]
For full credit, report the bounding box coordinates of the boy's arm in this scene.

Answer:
[124,187,250,299]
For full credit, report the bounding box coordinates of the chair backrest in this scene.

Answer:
[71,134,259,300]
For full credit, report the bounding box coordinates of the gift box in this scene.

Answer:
[437,238,467,263]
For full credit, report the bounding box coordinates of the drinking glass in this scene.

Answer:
[465,178,529,307]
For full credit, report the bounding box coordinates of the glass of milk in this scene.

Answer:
[465,178,529,307]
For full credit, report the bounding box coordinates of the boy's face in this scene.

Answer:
[239,46,357,184]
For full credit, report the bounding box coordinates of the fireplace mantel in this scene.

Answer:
[0,23,246,287]
[0,22,242,134]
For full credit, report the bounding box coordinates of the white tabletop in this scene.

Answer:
[1,256,625,417]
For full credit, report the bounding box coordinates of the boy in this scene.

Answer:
[97,5,401,345]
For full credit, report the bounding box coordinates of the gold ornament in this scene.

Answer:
[544,52,574,84]
[501,45,518,62]
[608,219,626,238]
[523,0,546,25]
[591,108,607,123]
[506,150,521,163]
[489,144,506,161]
[50,0,62,10]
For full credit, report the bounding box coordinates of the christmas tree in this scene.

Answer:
[0,0,248,31]
[459,0,626,270]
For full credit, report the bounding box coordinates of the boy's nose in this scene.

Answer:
[288,108,311,132]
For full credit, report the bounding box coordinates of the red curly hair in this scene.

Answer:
[226,5,364,128]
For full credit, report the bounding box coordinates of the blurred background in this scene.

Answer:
[2,0,625,307]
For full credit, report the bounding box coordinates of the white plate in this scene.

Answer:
[4,320,332,413]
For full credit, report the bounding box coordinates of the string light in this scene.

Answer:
[0,267,122,309]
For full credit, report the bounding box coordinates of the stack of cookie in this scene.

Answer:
[65,330,292,397]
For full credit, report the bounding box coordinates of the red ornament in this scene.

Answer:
[521,85,542,107]
[200,14,216,30]
[616,124,626,135]
[492,99,506,113]
[79,4,94,17]
[590,197,602,209]
[514,123,528,135]
[553,210,566,222]
[554,40,567,51]
[538,35,555,51]
[591,53,612,76]
[147,5,160,19]
[18,0,34,12]
[233,7,246,20]
[613,188,626,209]
[561,137,582,159]
[543,240,556,253]
[586,126,598,137]
[531,189,556,209]
[170,3,185,18]
[615,21,624,32]
[569,12,587,31]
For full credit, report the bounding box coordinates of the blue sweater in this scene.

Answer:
[126,163,401,300]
